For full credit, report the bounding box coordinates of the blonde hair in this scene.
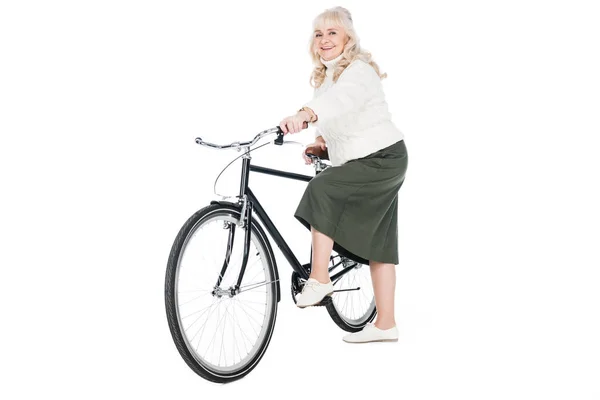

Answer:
[308,6,387,88]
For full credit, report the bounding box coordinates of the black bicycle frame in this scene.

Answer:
[213,151,358,296]
[243,159,313,281]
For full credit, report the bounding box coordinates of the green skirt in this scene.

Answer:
[294,139,408,265]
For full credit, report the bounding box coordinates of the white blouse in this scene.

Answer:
[303,54,404,166]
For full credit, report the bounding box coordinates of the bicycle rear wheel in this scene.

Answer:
[165,203,278,383]
[326,252,377,332]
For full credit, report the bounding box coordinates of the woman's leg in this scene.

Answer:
[369,261,397,330]
[309,226,334,283]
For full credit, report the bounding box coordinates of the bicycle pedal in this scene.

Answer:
[315,296,333,307]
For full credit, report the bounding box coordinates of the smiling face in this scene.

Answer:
[313,24,349,61]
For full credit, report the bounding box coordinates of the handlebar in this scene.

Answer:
[195,126,284,150]
[195,125,329,169]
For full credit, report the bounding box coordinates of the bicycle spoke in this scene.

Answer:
[226,303,250,362]
[203,300,233,361]
[230,303,252,356]
[178,291,212,306]
[233,298,264,335]
[178,288,212,294]
[181,300,218,321]
[187,299,220,342]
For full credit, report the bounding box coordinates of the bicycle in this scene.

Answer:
[164,126,378,383]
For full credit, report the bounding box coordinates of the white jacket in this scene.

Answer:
[303,56,404,166]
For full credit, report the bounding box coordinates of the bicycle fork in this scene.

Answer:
[212,198,253,297]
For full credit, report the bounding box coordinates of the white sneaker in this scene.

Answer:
[342,322,399,343]
[296,278,334,308]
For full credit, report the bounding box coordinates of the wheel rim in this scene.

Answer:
[174,211,275,375]
[330,256,376,326]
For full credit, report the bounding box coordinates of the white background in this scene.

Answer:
[1,0,599,398]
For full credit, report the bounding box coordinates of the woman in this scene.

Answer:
[279,7,408,344]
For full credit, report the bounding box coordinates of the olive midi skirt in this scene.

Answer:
[294,139,408,265]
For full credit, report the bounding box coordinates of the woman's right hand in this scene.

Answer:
[302,136,328,165]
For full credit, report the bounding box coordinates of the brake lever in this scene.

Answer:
[274,133,284,146]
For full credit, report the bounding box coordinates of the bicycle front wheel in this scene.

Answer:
[165,203,278,383]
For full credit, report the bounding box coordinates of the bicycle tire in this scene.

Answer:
[165,203,279,383]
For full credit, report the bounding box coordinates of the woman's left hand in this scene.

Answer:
[279,111,310,135]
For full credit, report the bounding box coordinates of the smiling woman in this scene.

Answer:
[314,26,347,61]
[306,8,387,89]
[277,6,409,344]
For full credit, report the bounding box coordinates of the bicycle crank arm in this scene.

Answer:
[332,287,361,293]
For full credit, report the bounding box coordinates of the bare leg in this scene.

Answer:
[309,226,334,284]
[369,261,397,330]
